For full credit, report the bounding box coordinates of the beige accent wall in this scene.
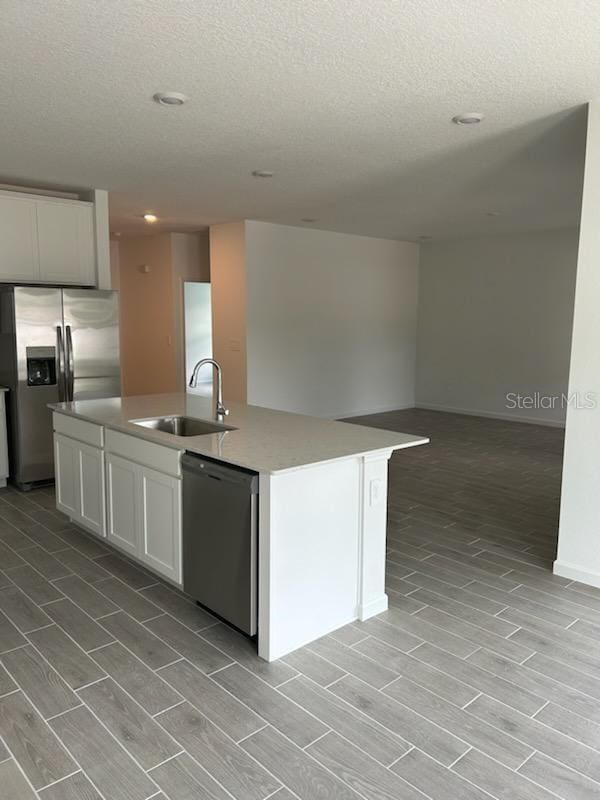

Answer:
[209,222,247,402]
[117,233,177,396]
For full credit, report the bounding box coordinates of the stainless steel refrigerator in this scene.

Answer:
[0,286,120,489]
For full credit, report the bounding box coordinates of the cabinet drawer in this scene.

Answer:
[53,413,104,448]
[105,429,182,477]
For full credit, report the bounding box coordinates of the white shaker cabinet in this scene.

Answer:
[138,464,181,584]
[0,191,96,286]
[0,195,39,282]
[106,452,140,558]
[37,201,95,285]
[54,433,106,537]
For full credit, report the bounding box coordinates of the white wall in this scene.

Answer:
[210,222,248,402]
[556,103,600,587]
[244,221,419,418]
[416,229,579,425]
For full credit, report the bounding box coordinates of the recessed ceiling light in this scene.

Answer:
[452,112,484,125]
[252,170,274,178]
[153,92,188,106]
[143,214,158,223]
[300,217,317,223]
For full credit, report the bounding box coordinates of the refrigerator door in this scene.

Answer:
[62,289,120,400]
[13,287,64,484]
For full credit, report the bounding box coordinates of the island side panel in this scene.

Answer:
[258,458,360,661]
[357,451,392,620]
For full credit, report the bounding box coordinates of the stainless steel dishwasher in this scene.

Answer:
[181,453,259,636]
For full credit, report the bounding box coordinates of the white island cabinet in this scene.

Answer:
[51,394,428,661]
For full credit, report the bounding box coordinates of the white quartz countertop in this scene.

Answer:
[50,393,428,474]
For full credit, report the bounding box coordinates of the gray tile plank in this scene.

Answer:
[50,705,157,800]
[99,611,178,669]
[352,616,425,654]
[1,645,80,719]
[423,553,521,591]
[27,625,106,690]
[90,642,181,716]
[307,731,427,800]
[0,662,16,697]
[38,771,103,800]
[534,702,600,751]
[281,647,347,687]
[149,751,232,800]
[93,553,154,589]
[452,746,558,800]
[411,642,546,715]
[469,648,600,723]
[409,586,519,637]
[0,758,37,800]
[509,627,600,678]
[158,658,264,741]
[2,565,63,605]
[353,637,479,708]
[463,580,578,628]
[399,570,508,615]
[0,691,76,789]
[329,674,468,766]
[0,740,8,762]
[466,693,600,784]
[51,575,118,619]
[0,525,36,551]
[308,635,399,689]
[140,584,216,630]
[0,585,51,633]
[43,598,114,652]
[329,623,369,646]
[145,614,232,674]
[384,675,532,769]
[14,523,66,553]
[54,549,111,583]
[18,546,71,580]
[213,662,327,747]
[0,541,25,569]
[242,725,360,800]
[0,610,26,654]
[392,747,491,800]
[157,702,280,800]
[94,577,161,622]
[78,677,181,770]
[280,675,409,766]
[53,527,110,558]
[414,605,534,662]
[502,607,600,660]
[511,583,597,626]
[200,623,297,686]
[375,606,479,658]
[519,751,600,800]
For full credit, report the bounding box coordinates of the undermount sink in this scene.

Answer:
[131,416,237,437]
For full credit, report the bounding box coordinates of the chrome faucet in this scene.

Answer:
[188,358,229,420]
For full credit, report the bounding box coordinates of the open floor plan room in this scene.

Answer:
[1,410,598,800]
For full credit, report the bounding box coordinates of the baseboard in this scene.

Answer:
[553,560,600,589]
[358,594,388,621]
[336,403,415,421]
[415,402,566,428]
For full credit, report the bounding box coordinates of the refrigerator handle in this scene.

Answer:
[65,324,74,402]
[56,326,67,402]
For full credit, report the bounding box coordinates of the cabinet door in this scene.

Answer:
[77,443,106,538]
[37,201,95,285]
[0,195,39,281]
[106,453,140,557]
[139,465,182,584]
[54,434,79,518]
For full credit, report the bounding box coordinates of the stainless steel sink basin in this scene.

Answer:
[131,416,237,437]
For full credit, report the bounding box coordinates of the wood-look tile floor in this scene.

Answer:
[0,408,598,799]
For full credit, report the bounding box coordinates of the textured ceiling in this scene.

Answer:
[0,1,593,240]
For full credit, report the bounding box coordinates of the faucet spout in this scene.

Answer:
[189,358,229,420]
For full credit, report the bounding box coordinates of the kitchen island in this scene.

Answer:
[50,393,428,660]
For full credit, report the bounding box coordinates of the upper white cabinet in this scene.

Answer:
[0,195,39,282]
[37,201,95,285]
[0,191,96,286]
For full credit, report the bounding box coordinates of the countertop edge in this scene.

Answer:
[50,405,429,475]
